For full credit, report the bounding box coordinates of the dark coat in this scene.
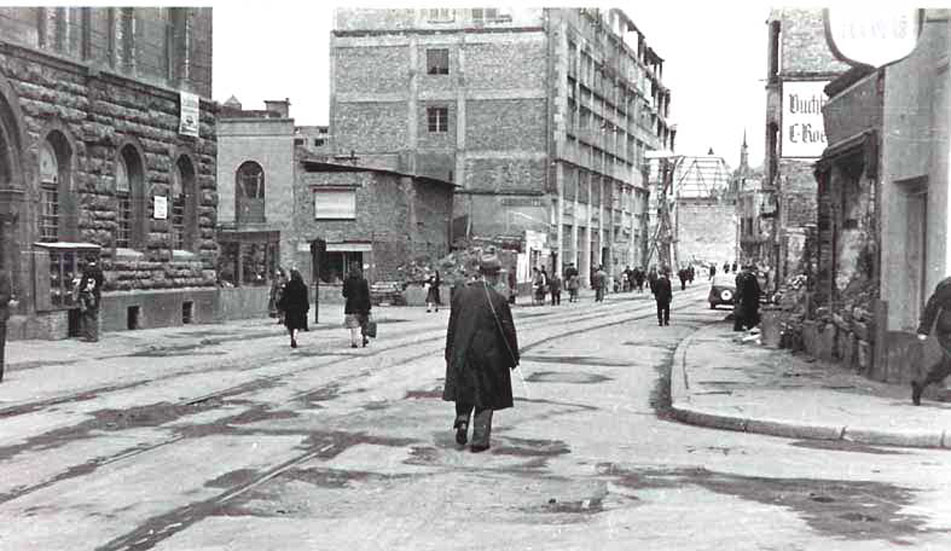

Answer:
[0,271,11,323]
[278,279,309,330]
[443,281,519,410]
[919,277,951,349]
[734,270,762,325]
[343,275,371,315]
[653,275,672,304]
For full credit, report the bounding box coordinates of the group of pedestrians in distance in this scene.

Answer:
[268,263,372,349]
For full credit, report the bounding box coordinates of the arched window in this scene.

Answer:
[38,141,59,242]
[236,161,265,223]
[116,144,144,250]
[171,155,196,250]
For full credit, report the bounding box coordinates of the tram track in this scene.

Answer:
[0,291,709,504]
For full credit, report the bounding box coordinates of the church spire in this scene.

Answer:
[739,129,749,173]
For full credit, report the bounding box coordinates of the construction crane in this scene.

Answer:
[644,151,681,272]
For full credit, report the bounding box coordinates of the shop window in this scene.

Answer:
[216,237,280,287]
[318,251,363,285]
[236,160,265,223]
[426,48,449,75]
[427,107,449,133]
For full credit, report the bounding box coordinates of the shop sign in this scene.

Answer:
[825,8,920,68]
[781,81,829,159]
[179,91,200,137]
[153,196,168,220]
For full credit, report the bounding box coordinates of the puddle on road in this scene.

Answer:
[789,439,908,456]
[524,371,612,384]
[404,387,443,400]
[596,463,929,543]
[520,355,633,367]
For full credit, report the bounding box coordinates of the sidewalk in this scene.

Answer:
[670,321,951,449]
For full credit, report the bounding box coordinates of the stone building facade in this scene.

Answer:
[812,10,950,382]
[0,7,217,339]
[329,8,671,286]
[763,8,849,289]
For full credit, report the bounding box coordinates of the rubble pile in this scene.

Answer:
[394,247,517,287]
[770,274,810,349]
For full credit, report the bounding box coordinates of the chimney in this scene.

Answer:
[264,98,290,118]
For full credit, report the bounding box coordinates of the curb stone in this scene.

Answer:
[668,323,950,449]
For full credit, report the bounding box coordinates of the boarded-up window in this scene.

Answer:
[314,189,356,220]
[426,48,449,75]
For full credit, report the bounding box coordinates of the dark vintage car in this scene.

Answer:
[708,271,771,309]
[708,273,736,309]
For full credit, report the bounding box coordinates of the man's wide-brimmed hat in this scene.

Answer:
[479,254,502,274]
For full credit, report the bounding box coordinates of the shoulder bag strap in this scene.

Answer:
[483,282,519,366]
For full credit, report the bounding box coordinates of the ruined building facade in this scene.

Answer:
[329,8,672,285]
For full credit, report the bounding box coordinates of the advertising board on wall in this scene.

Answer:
[781,80,830,159]
[179,92,200,137]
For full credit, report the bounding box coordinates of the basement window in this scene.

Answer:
[426,48,449,75]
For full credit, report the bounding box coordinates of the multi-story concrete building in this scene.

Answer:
[330,7,672,285]
[0,7,217,338]
[763,8,849,288]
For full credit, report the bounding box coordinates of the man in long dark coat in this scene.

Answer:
[654,270,672,326]
[913,276,951,405]
[733,265,762,331]
[443,253,520,452]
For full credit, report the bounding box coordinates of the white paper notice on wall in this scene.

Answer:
[153,196,168,220]
[781,80,830,159]
[179,91,200,137]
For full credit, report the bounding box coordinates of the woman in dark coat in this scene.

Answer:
[277,268,309,348]
[443,254,520,452]
[342,265,371,348]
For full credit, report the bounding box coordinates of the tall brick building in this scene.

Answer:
[763,8,849,289]
[330,8,672,285]
[0,8,217,338]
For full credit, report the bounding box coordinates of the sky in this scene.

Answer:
[213,2,774,170]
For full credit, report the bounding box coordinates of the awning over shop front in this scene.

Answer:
[326,242,372,252]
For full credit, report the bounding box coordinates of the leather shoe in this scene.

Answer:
[470,443,489,453]
[455,423,468,445]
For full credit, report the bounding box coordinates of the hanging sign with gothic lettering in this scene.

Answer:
[179,92,200,137]
[781,81,829,159]
[825,8,921,68]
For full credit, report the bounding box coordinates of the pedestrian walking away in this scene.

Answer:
[564,262,579,302]
[77,256,104,342]
[342,264,372,348]
[278,268,309,349]
[269,268,287,324]
[912,276,951,405]
[733,264,762,331]
[443,253,520,452]
[654,270,672,326]
[425,271,441,313]
[0,269,15,383]
[594,265,608,302]
[549,273,562,306]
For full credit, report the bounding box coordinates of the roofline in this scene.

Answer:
[299,158,457,188]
